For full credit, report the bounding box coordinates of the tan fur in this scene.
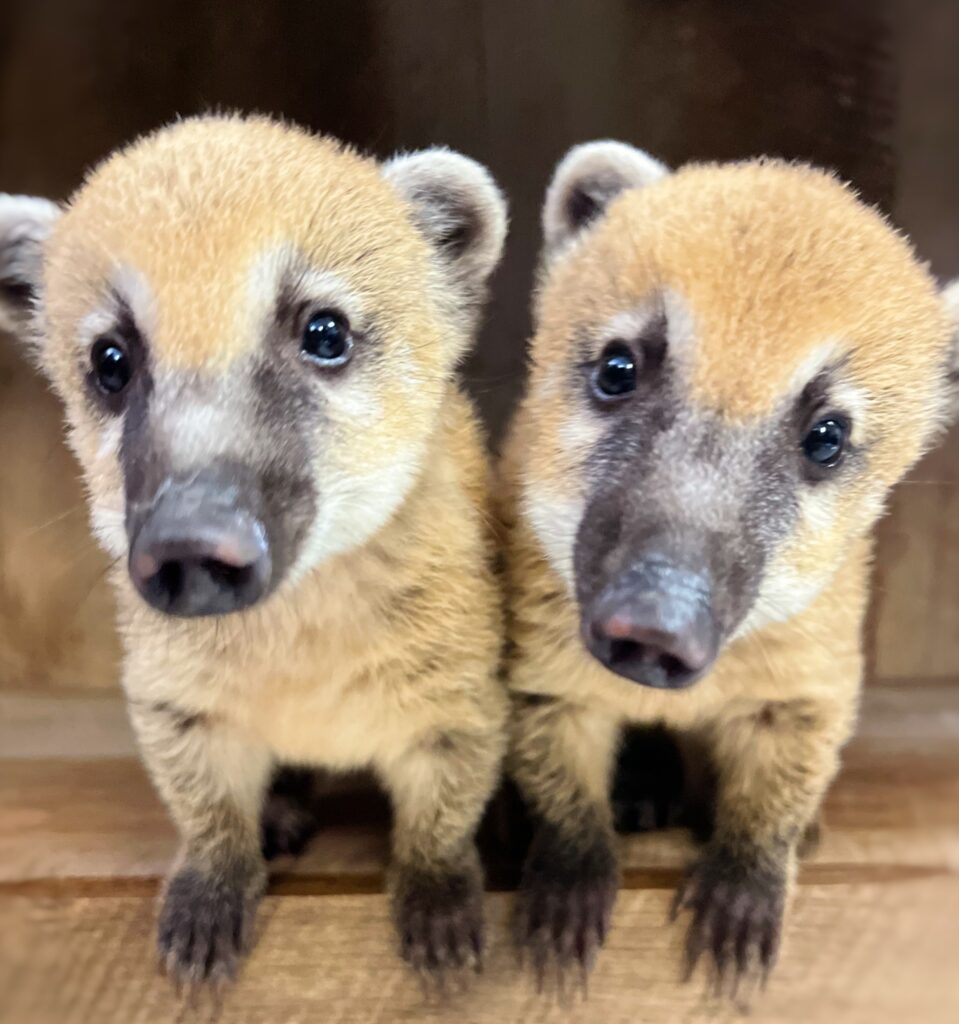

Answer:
[502,149,957,986]
[17,115,508,984]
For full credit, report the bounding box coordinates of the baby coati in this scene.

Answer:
[501,141,959,989]
[2,115,509,987]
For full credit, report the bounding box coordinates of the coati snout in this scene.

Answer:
[127,463,274,617]
[580,551,718,689]
[568,308,811,689]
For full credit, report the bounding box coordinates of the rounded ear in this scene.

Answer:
[943,279,959,423]
[0,194,61,336]
[383,148,507,309]
[542,141,668,261]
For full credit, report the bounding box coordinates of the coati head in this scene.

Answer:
[0,116,506,618]
[520,141,958,690]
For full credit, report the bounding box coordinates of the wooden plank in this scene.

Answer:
[0,756,398,886]
[2,687,957,886]
[1,685,956,1021]
[2,881,957,1024]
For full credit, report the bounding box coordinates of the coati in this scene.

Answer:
[500,141,959,989]
[0,115,509,987]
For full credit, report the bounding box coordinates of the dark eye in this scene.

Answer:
[301,310,353,367]
[802,416,848,469]
[91,337,132,395]
[592,342,637,400]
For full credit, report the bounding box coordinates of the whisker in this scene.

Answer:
[17,503,87,540]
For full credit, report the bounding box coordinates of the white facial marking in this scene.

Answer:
[288,440,425,582]
[522,477,582,593]
[112,264,158,339]
[89,499,127,559]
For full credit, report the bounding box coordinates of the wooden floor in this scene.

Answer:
[1,685,957,1024]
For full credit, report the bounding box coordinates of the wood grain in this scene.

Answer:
[1,686,957,1022]
[2,882,957,1024]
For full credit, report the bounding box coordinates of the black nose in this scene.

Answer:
[129,505,271,618]
[583,561,719,689]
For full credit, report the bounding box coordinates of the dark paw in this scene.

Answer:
[515,824,619,987]
[673,845,785,994]
[157,863,264,988]
[392,864,485,985]
[260,767,323,860]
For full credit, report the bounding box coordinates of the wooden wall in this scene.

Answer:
[0,0,956,688]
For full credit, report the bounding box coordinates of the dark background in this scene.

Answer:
[2,0,957,438]
[1,0,957,686]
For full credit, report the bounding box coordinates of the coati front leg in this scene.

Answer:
[675,698,851,989]
[510,696,621,980]
[130,701,271,987]
[378,723,503,980]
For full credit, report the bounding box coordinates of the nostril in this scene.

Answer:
[608,638,640,667]
[658,652,689,679]
[154,560,185,603]
[135,551,266,617]
[583,561,719,688]
[127,474,272,618]
[587,608,717,689]
[200,557,254,592]
[605,637,692,681]
[129,529,271,618]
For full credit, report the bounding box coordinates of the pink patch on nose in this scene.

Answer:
[132,552,159,579]
[601,613,638,640]
[211,537,259,568]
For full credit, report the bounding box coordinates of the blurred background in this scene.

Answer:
[1,2,957,1022]
[1,0,956,692]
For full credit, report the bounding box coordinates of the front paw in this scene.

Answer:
[673,844,786,992]
[391,862,485,982]
[157,861,266,988]
[515,824,619,985]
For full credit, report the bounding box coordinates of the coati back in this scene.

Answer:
[1,116,509,989]
[502,142,959,990]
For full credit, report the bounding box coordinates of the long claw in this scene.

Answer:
[673,845,786,1002]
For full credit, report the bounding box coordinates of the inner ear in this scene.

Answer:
[542,141,669,260]
[566,184,605,233]
[413,183,481,261]
[0,194,61,335]
[433,198,479,259]
[383,149,507,301]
